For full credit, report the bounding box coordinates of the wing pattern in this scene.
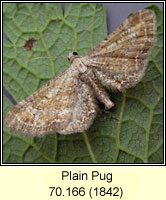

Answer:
[5,66,97,136]
[86,9,156,91]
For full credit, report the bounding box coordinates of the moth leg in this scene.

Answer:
[80,68,114,110]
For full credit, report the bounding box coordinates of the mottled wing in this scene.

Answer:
[86,9,156,91]
[5,66,97,136]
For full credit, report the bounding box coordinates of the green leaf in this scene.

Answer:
[3,3,163,163]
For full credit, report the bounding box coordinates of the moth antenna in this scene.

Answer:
[72,18,99,52]
[30,55,66,61]
[78,18,99,42]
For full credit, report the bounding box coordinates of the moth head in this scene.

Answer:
[68,52,78,63]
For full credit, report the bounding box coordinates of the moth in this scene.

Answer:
[5,9,156,136]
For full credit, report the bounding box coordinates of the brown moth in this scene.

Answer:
[5,9,156,136]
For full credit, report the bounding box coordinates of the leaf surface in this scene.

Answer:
[3,3,163,163]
